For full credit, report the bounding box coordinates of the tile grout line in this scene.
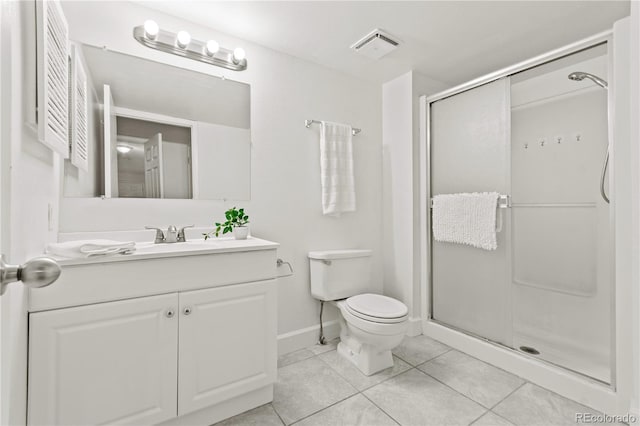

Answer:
[488,381,527,411]
[279,346,413,425]
[488,409,519,426]
[270,402,287,426]
[393,347,452,368]
[467,409,492,426]
[313,352,405,426]
[413,366,501,412]
[360,392,402,426]
[286,392,358,425]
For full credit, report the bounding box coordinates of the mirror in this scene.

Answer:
[63,43,251,200]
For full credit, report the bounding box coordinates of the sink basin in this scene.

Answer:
[134,240,218,254]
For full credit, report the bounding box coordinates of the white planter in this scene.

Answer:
[233,226,249,240]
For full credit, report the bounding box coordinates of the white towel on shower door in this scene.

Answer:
[320,121,356,216]
[432,192,500,250]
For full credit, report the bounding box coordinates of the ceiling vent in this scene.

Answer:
[350,29,400,60]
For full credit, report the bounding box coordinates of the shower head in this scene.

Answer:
[567,72,608,89]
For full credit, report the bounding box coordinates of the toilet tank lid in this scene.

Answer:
[308,249,372,260]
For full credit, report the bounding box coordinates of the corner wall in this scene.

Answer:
[382,71,448,332]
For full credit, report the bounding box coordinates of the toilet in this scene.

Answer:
[308,249,408,376]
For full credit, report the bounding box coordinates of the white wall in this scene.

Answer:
[195,122,250,201]
[382,71,447,331]
[162,141,190,199]
[58,1,382,346]
[1,2,63,424]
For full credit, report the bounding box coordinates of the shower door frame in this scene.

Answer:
[419,28,631,417]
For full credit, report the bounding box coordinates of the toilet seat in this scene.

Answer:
[345,294,408,324]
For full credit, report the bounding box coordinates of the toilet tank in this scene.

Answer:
[308,249,373,301]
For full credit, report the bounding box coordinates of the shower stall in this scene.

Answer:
[425,41,613,385]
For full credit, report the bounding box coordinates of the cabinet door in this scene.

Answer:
[28,294,179,425]
[178,280,277,416]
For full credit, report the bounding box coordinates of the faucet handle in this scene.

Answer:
[145,226,165,244]
[177,225,195,242]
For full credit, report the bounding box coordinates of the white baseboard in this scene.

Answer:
[406,317,422,337]
[277,320,340,356]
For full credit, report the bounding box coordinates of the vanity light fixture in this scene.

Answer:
[133,21,247,71]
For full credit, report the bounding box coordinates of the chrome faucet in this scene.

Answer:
[145,225,194,244]
[165,225,178,243]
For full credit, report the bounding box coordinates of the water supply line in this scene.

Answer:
[318,301,327,345]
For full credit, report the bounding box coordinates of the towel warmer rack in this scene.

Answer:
[430,194,511,209]
[305,119,362,136]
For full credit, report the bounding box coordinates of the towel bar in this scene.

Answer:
[305,119,361,136]
[430,194,510,209]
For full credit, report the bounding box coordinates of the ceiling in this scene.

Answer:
[138,1,630,86]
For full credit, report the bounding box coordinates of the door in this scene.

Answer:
[144,133,164,198]
[177,280,277,416]
[28,294,179,425]
[430,78,511,345]
[103,84,119,197]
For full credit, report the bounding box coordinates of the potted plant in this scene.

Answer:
[203,207,250,240]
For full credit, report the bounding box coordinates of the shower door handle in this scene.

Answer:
[497,195,511,209]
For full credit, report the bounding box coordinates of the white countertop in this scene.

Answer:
[50,237,279,267]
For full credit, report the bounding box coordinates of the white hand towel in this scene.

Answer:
[46,240,136,258]
[432,192,500,250]
[320,121,356,216]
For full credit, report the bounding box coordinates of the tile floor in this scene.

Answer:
[215,335,607,426]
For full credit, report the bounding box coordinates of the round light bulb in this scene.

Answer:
[176,31,191,48]
[205,40,219,56]
[116,145,132,154]
[233,47,246,62]
[143,20,159,40]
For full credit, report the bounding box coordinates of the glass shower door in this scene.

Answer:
[430,78,512,346]
[429,45,612,383]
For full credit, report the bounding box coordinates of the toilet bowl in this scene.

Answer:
[308,250,409,376]
[334,294,408,375]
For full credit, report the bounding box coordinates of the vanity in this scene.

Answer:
[27,238,279,425]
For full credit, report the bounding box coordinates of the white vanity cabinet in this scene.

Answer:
[26,238,279,426]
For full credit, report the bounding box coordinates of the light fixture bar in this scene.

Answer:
[133,25,247,71]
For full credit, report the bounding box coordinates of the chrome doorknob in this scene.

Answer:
[1,255,61,295]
